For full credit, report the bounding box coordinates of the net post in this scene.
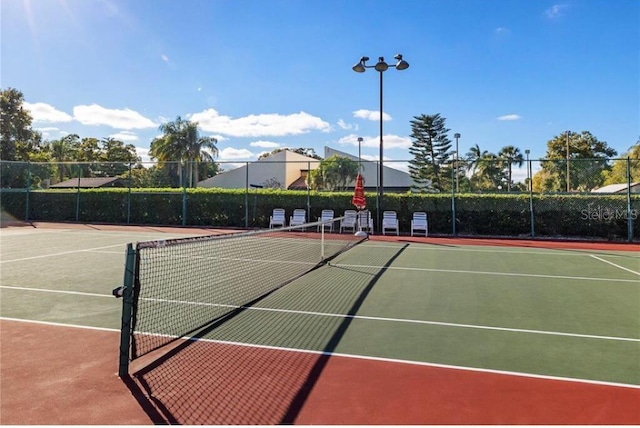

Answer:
[117,243,136,377]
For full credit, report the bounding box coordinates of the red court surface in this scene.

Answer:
[2,319,639,425]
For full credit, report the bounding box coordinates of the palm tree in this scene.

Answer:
[465,144,487,175]
[50,134,79,182]
[150,116,218,187]
[498,145,524,191]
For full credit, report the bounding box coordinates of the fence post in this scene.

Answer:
[307,161,311,221]
[451,163,457,236]
[245,162,249,228]
[627,157,633,242]
[75,164,81,222]
[182,161,187,226]
[25,161,31,222]
[127,161,132,224]
[528,156,535,237]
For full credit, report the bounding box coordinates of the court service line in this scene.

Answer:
[590,255,640,276]
[0,244,126,263]
[331,263,638,283]
[3,317,638,391]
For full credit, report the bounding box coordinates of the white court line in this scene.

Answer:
[332,263,638,283]
[0,285,112,298]
[590,255,640,276]
[137,296,640,343]
[0,244,126,263]
[3,316,637,390]
[363,242,640,258]
[4,285,636,343]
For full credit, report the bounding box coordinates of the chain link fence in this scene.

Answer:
[1,157,638,241]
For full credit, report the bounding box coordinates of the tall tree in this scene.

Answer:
[498,145,524,191]
[308,155,359,191]
[0,87,39,160]
[150,116,218,187]
[471,152,505,190]
[99,137,141,176]
[465,144,487,175]
[49,134,80,182]
[602,140,640,185]
[538,131,617,192]
[408,113,452,192]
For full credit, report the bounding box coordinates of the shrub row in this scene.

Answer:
[1,188,638,240]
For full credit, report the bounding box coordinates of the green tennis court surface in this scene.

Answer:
[1,224,638,424]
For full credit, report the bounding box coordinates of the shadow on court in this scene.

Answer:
[121,244,409,424]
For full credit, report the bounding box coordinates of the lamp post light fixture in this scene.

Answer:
[352,54,409,223]
[454,133,461,193]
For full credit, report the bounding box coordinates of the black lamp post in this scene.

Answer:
[352,54,409,226]
[565,130,571,192]
[357,136,363,174]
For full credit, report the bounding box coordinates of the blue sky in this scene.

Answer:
[2,0,638,172]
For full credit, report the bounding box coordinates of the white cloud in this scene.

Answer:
[495,27,510,35]
[338,133,411,149]
[250,140,281,148]
[353,109,392,121]
[161,54,169,62]
[24,102,73,123]
[218,147,255,161]
[337,134,364,147]
[337,119,358,130]
[382,134,412,149]
[136,146,152,163]
[73,104,157,129]
[546,4,568,19]
[189,108,331,137]
[35,126,64,139]
[497,114,522,121]
[109,130,138,141]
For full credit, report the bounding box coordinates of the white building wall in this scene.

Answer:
[324,147,420,189]
[198,150,319,189]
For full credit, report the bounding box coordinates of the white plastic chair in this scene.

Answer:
[269,208,286,228]
[340,210,358,233]
[357,210,374,234]
[410,212,428,237]
[382,210,399,235]
[317,209,335,232]
[289,209,307,227]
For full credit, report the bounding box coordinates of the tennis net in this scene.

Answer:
[116,216,365,376]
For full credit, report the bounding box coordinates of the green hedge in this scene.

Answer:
[1,188,638,240]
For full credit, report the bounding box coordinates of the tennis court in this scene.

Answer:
[1,221,639,424]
